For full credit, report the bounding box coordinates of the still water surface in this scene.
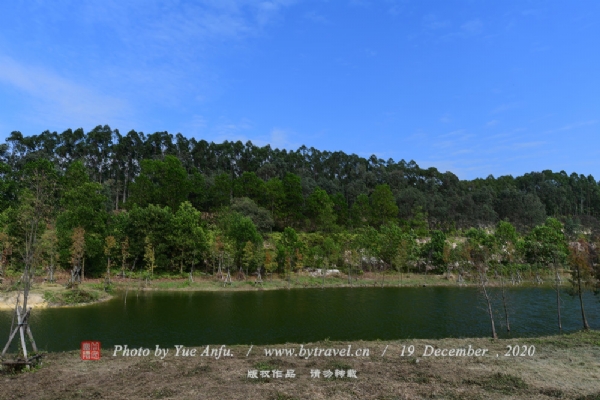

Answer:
[1,287,599,351]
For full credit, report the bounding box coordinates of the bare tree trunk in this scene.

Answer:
[479,268,497,339]
[576,266,590,330]
[348,264,352,286]
[49,255,55,283]
[122,172,128,204]
[499,274,510,333]
[115,182,119,211]
[554,263,562,332]
[106,257,111,285]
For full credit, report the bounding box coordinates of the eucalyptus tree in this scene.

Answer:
[493,220,519,332]
[494,189,546,232]
[351,194,371,228]
[306,187,336,232]
[84,125,115,183]
[524,218,568,331]
[56,161,108,277]
[126,204,174,274]
[116,130,146,205]
[209,173,233,208]
[0,161,18,212]
[175,133,194,173]
[279,227,302,287]
[169,201,207,275]
[330,193,349,228]
[370,184,399,227]
[221,212,261,277]
[421,230,446,276]
[282,173,304,227]
[233,172,267,204]
[4,131,26,169]
[395,232,417,286]
[355,226,381,284]
[379,222,403,286]
[55,128,86,169]
[264,177,285,225]
[145,131,175,160]
[127,155,191,211]
[466,231,498,339]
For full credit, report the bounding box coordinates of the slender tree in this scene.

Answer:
[70,227,86,285]
[568,238,595,330]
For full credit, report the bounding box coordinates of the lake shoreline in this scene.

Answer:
[0,271,573,309]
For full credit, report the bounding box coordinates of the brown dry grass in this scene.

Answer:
[2,331,599,400]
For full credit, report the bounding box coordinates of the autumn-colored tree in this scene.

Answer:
[144,236,156,278]
[70,227,86,284]
[264,249,276,281]
[241,241,255,280]
[568,238,595,330]
[40,225,59,282]
[104,235,117,284]
[121,236,130,277]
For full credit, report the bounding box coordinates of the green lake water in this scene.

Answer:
[1,287,599,351]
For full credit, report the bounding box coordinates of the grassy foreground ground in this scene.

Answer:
[1,331,599,400]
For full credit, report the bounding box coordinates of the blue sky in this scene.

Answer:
[0,1,598,180]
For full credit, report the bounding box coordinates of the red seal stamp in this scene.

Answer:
[81,341,101,360]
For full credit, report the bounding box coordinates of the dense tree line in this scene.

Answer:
[1,126,600,233]
[0,125,599,293]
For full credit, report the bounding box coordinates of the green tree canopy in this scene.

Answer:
[128,155,192,211]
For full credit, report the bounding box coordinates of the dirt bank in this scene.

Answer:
[0,293,47,310]
[1,331,599,399]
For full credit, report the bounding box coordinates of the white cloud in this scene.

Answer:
[0,55,132,131]
[267,128,301,150]
[304,11,329,24]
[439,113,452,123]
[0,1,300,134]
[212,118,253,142]
[461,19,483,35]
[439,129,466,138]
[491,102,521,115]
[440,18,484,41]
[513,141,545,149]
[544,120,598,134]
[423,14,450,30]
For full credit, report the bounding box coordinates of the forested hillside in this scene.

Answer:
[0,125,599,279]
